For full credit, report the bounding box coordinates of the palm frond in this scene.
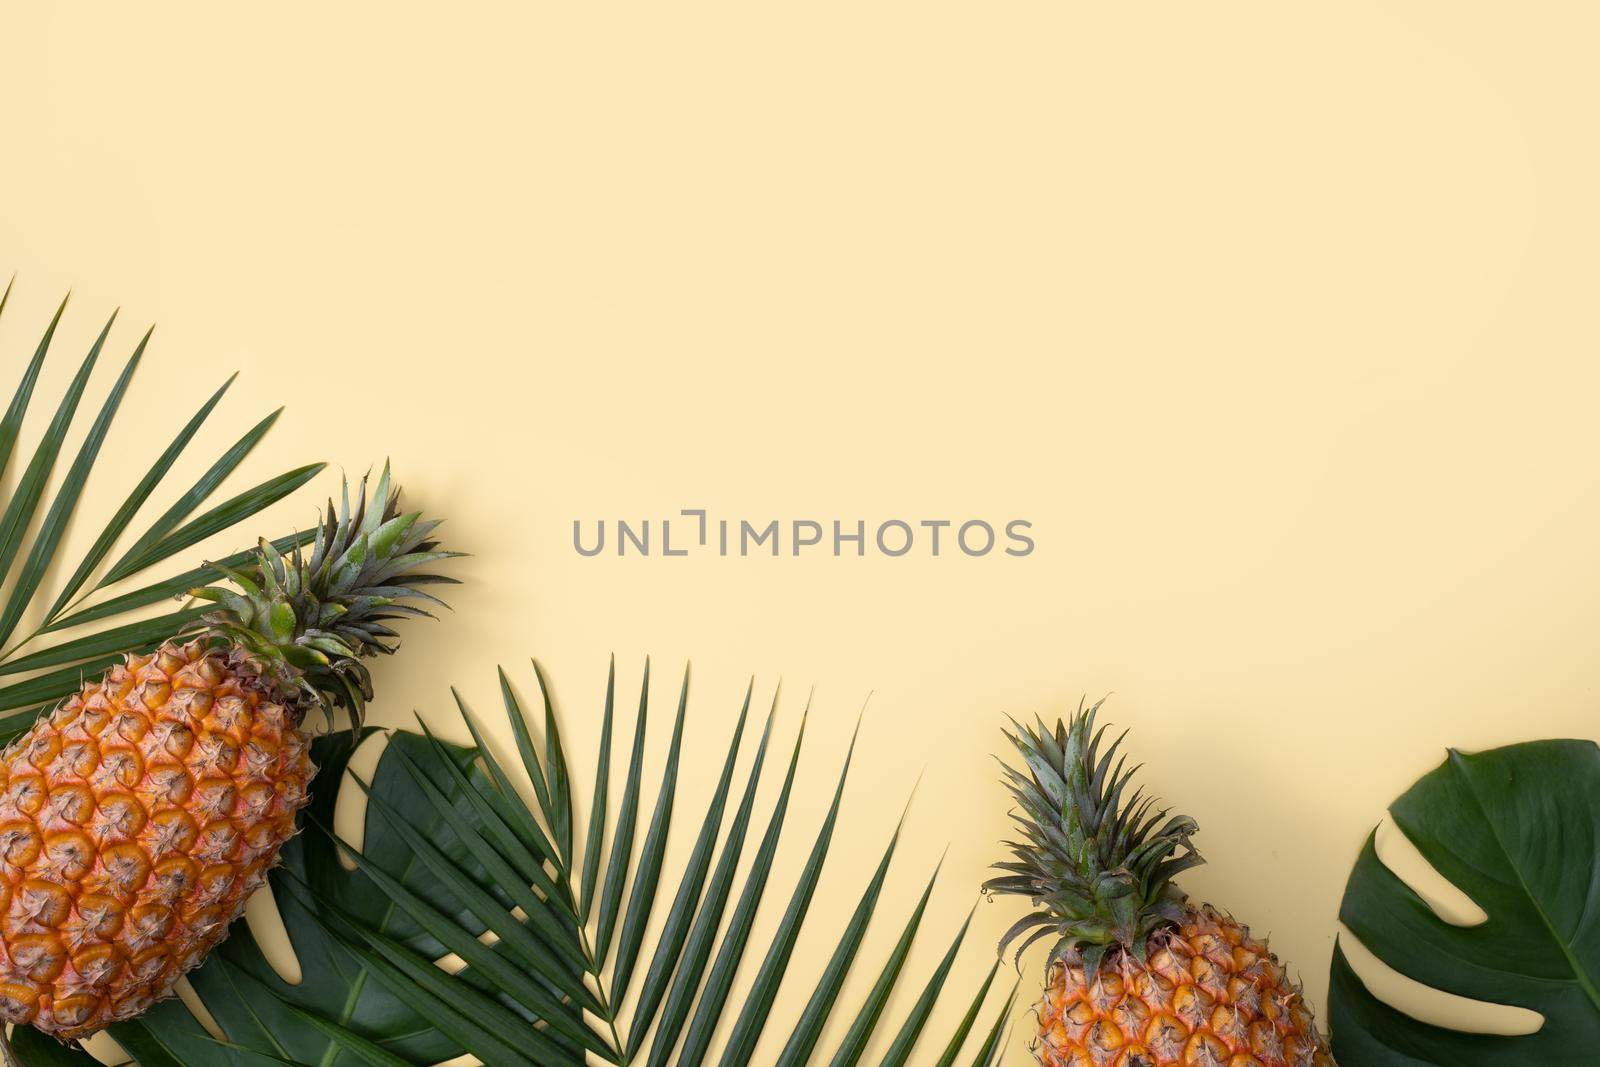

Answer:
[125,660,1014,1065]
[0,287,323,744]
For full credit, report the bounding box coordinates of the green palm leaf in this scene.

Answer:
[124,659,1011,1065]
[0,288,323,745]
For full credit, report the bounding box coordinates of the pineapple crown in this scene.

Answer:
[187,462,459,725]
[984,700,1203,978]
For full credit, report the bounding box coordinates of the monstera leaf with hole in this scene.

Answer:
[1329,739,1600,1065]
[61,660,1017,1065]
[0,283,324,746]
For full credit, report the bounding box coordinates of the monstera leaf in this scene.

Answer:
[79,661,1016,1066]
[0,283,323,745]
[1329,739,1600,1065]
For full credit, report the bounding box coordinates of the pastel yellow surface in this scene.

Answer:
[3,4,1599,1063]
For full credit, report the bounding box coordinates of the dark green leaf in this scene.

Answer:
[301,877,586,1067]
[109,1002,260,1067]
[774,804,910,1067]
[41,371,236,623]
[277,1002,412,1067]
[332,934,544,1067]
[0,311,111,598]
[0,609,207,679]
[452,687,562,867]
[967,985,1019,1067]
[8,1026,104,1065]
[879,905,976,1066]
[676,713,809,1067]
[613,665,690,1003]
[596,658,651,969]
[100,407,286,584]
[932,963,1005,1067]
[579,655,617,923]
[826,858,943,1067]
[351,768,603,1016]
[0,326,146,646]
[533,658,574,864]
[717,722,862,1066]
[104,462,325,580]
[41,533,315,635]
[311,818,607,1057]
[382,744,590,973]
[0,293,64,480]
[1330,739,1600,1066]
[626,680,753,1058]
[0,702,55,745]
[0,653,128,713]
[644,694,778,1067]
[412,713,572,914]
[498,664,561,864]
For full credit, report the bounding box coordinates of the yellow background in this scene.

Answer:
[3,4,1599,1063]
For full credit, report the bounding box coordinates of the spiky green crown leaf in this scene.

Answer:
[984,700,1203,977]
[187,462,459,723]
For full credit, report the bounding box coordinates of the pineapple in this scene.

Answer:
[987,703,1335,1067]
[0,465,452,1044]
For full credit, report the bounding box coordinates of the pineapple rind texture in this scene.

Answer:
[0,639,312,1039]
[1033,905,1335,1067]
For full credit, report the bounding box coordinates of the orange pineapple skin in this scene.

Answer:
[1034,906,1335,1067]
[0,639,313,1039]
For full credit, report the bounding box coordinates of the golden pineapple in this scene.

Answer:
[987,705,1336,1067]
[0,465,452,1044]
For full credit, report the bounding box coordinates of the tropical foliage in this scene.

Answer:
[1329,738,1600,1065]
[0,284,323,745]
[0,282,1015,1064]
[24,661,1017,1065]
